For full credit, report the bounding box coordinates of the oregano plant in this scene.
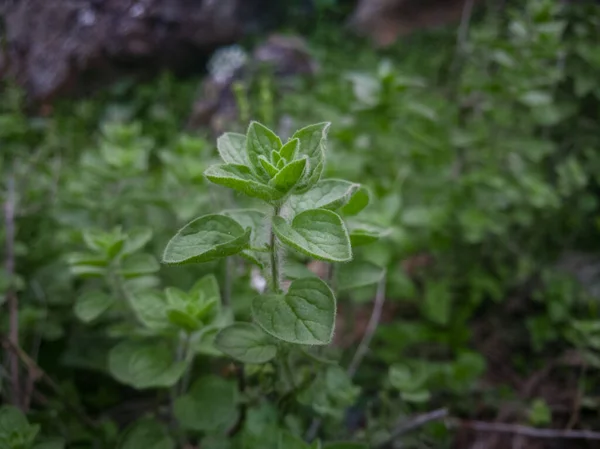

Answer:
[164,122,377,348]
[160,121,384,446]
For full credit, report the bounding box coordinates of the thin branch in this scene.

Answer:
[4,173,20,408]
[1,336,97,430]
[377,408,449,448]
[452,419,600,440]
[306,275,387,442]
[347,274,387,378]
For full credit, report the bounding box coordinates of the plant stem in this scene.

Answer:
[4,173,21,409]
[270,206,282,294]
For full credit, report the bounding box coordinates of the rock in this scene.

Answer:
[0,0,272,100]
[349,0,482,46]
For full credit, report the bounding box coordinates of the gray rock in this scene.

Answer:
[0,0,271,100]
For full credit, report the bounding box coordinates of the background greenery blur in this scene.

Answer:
[3,0,600,447]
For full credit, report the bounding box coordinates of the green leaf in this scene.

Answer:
[108,340,186,389]
[192,273,221,302]
[347,221,389,246]
[246,122,282,178]
[269,157,308,194]
[389,364,431,403]
[285,179,360,216]
[69,264,107,278]
[335,261,385,290]
[129,290,170,330]
[292,122,330,192]
[74,291,115,323]
[222,209,269,266]
[341,186,371,216]
[252,277,336,345]
[423,281,451,326]
[273,209,352,262]
[0,406,39,449]
[166,309,199,332]
[174,376,239,433]
[117,418,174,449]
[217,132,248,165]
[280,138,299,161]
[162,214,251,265]
[204,164,284,202]
[259,156,279,178]
[222,209,268,249]
[278,431,310,449]
[123,227,153,255]
[119,253,160,277]
[215,323,278,363]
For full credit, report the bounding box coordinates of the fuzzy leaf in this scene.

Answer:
[286,179,360,216]
[259,156,279,178]
[217,132,248,165]
[280,138,299,162]
[292,122,330,192]
[117,418,174,449]
[246,122,282,178]
[108,341,186,389]
[222,209,268,248]
[74,291,115,323]
[273,209,352,262]
[335,261,385,290]
[204,164,284,202]
[215,323,278,363]
[269,157,308,194]
[174,376,239,432]
[162,214,251,265]
[341,186,371,216]
[252,277,336,345]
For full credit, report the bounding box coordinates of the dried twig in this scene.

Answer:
[452,419,600,440]
[4,173,21,408]
[306,275,387,442]
[1,336,97,430]
[377,408,449,448]
[347,274,387,378]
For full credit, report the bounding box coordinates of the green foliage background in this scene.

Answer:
[3,0,600,447]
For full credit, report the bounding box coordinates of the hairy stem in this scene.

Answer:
[269,206,282,294]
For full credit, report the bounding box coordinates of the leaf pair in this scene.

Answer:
[162,209,353,266]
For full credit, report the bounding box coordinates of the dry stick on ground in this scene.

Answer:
[1,336,97,431]
[377,408,449,449]
[4,173,21,409]
[305,275,388,442]
[451,419,600,440]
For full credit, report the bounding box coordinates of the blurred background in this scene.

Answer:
[3,0,600,448]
